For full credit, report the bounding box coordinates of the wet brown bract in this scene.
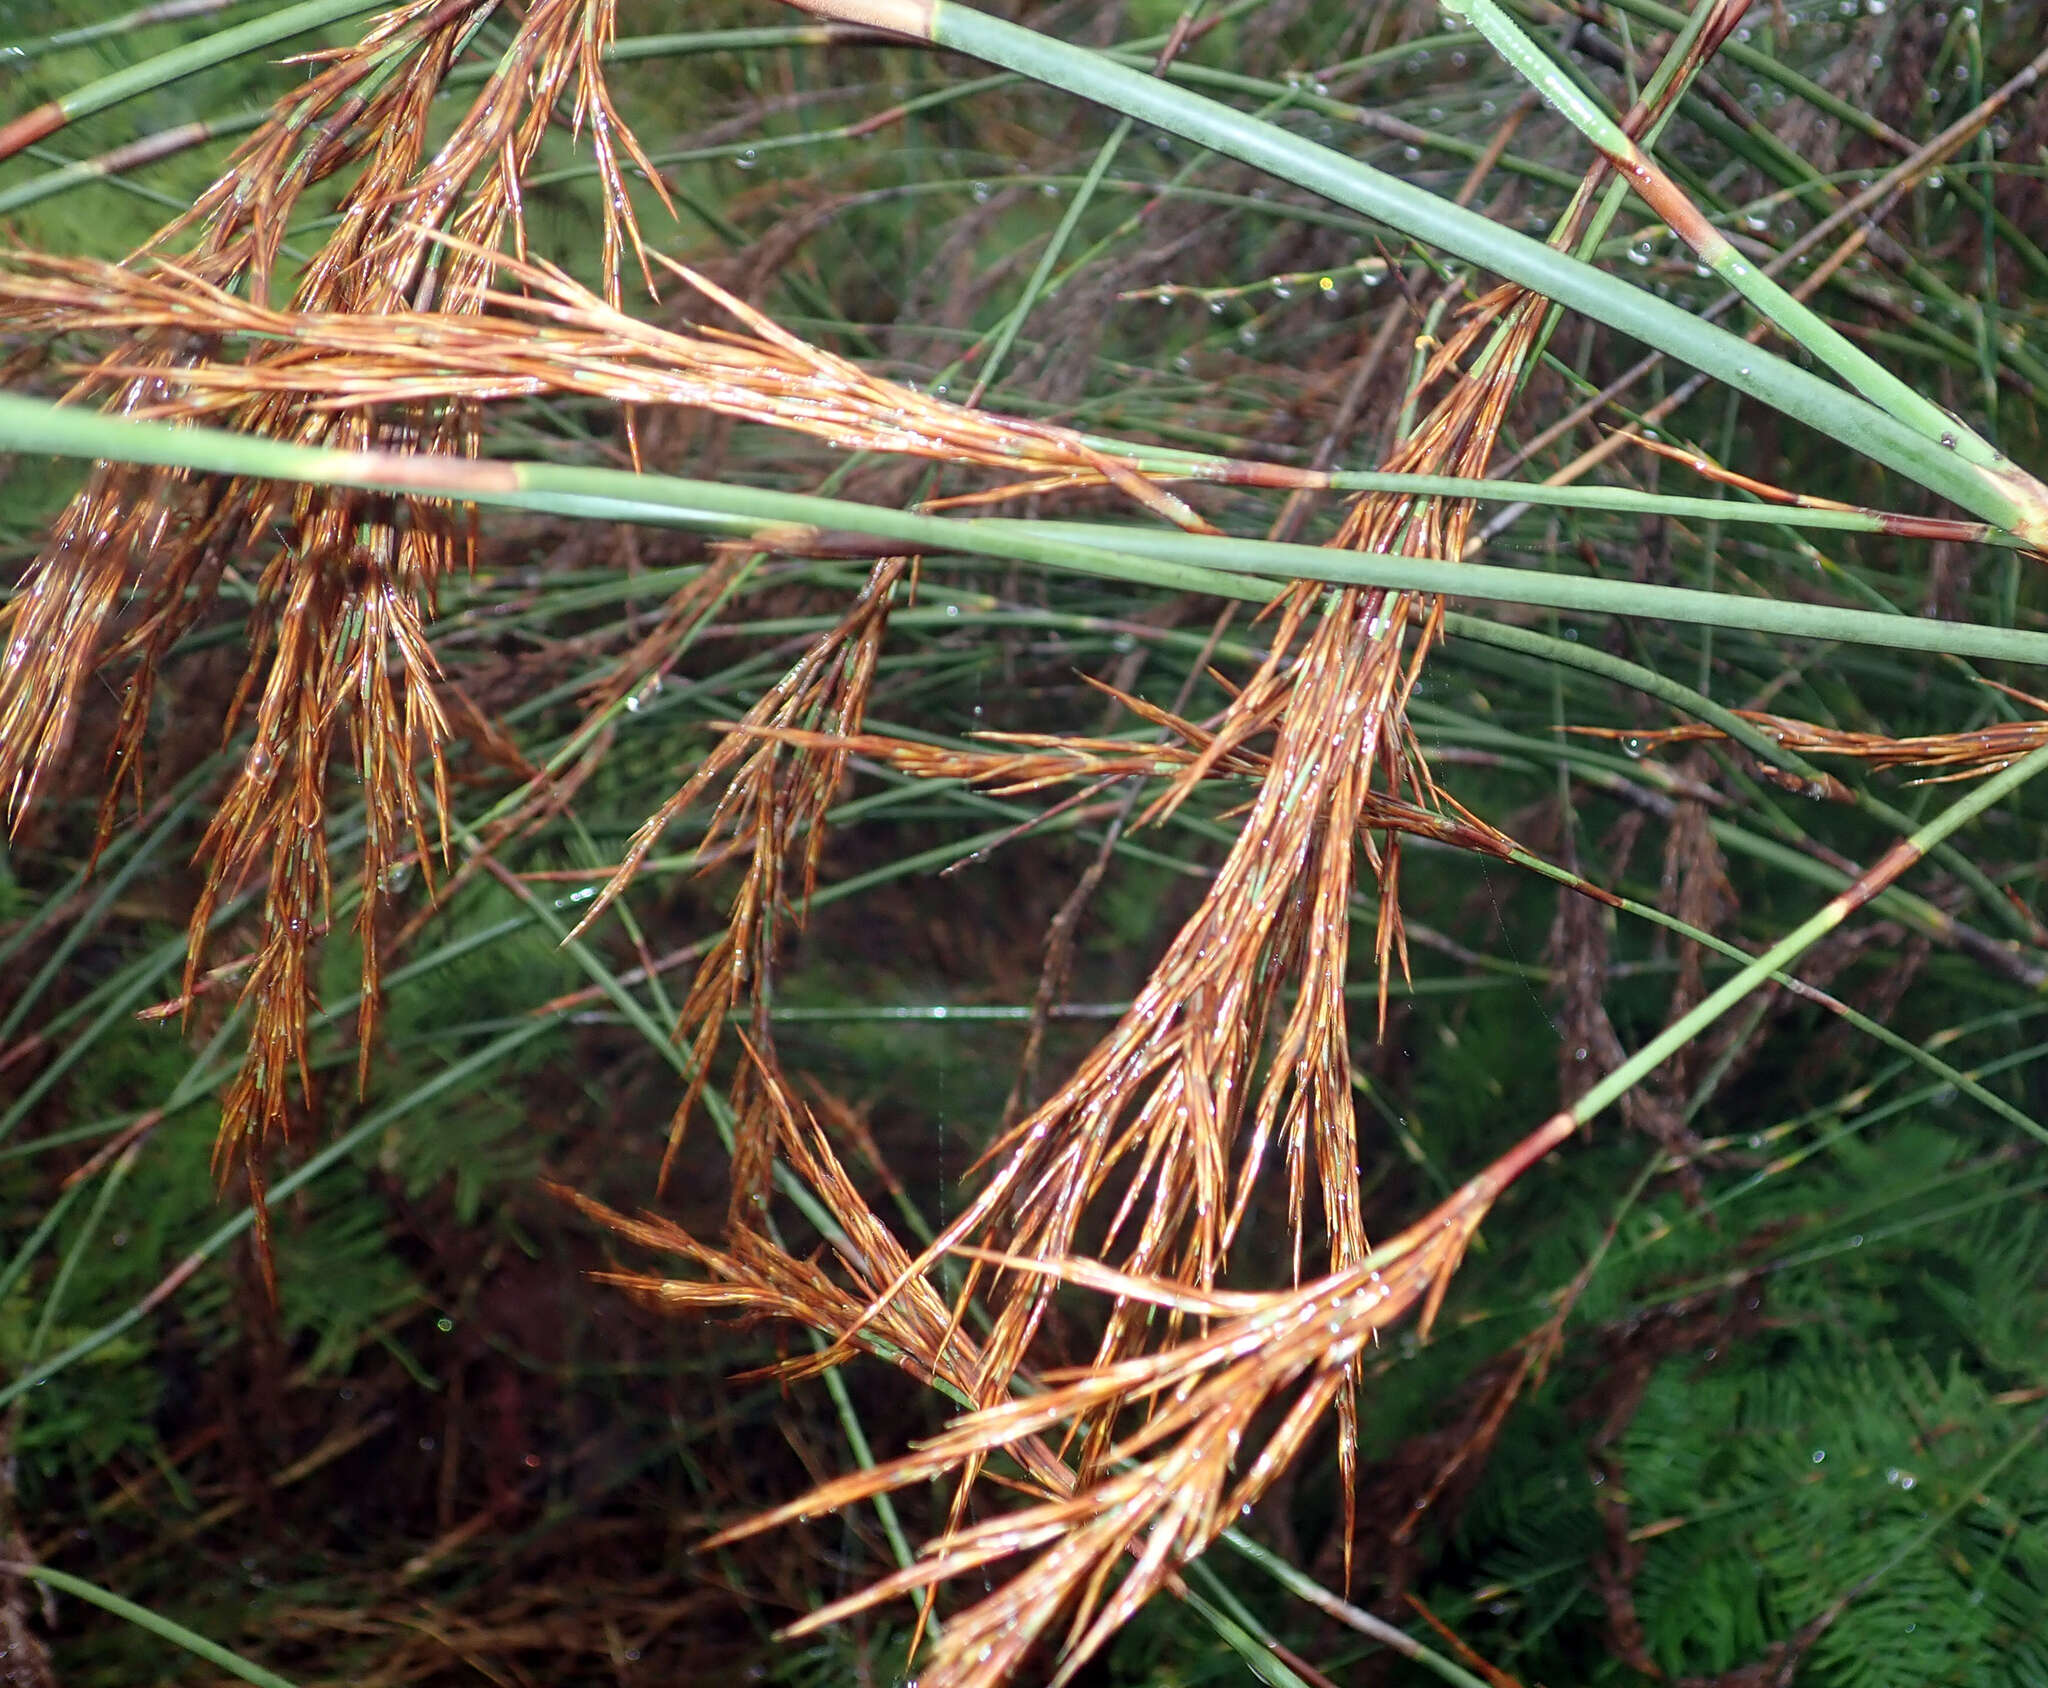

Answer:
[547,229,1582,1688]
[571,552,912,1210]
[565,1053,1575,1688]
[3,31,1580,1671]
[0,2,1924,1679]
[0,0,664,1283]
[1575,686,2048,784]
[533,45,1836,1685]
[0,240,1324,526]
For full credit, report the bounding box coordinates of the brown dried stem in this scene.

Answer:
[1576,686,2048,784]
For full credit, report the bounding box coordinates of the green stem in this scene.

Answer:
[968,116,1133,403]
[11,0,255,59]
[0,0,386,161]
[1442,0,1991,460]
[783,0,2046,537]
[1020,519,2048,664]
[1570,743,2048,1127]
[6,394,2048,663]
[0,1563,301,1688]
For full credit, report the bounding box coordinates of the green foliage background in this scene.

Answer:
[3,0,2048,1683]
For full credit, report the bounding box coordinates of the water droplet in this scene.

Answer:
[734,147,757,169]
[1812,1448,1826,1464]
[1622,735,1646,758]
[971,180,991,203]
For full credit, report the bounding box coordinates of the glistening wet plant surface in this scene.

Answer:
[3,0,2048,1683]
